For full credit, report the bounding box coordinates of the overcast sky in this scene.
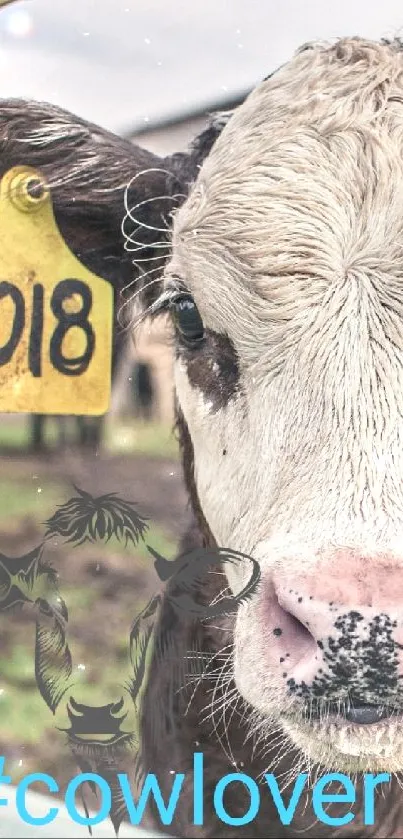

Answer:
[1,0,403,136]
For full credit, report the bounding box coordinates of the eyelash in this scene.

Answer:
[150,281,205,348]
[149,282,185,316]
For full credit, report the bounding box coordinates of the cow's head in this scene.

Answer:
[159,36,403,774]
[6,35,403,775]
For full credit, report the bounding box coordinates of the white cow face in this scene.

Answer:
[162,38,403,773]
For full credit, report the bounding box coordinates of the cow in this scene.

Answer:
[29,328,128,454]
[2,34,403,838]
[130,360,155,421]
[29,414,103,452]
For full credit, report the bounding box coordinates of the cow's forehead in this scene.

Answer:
[169,36,403,334]
[178,35,403,217]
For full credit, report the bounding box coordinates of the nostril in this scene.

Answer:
[276,608,313,647]
[265,586,318,673]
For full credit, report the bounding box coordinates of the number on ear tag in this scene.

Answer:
[0,166,113,415]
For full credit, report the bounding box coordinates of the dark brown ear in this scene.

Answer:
[0,99,182,354]
[0,99,233,360]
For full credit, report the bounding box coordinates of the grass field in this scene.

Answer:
[0,414,179,459]
[0,415,184,790]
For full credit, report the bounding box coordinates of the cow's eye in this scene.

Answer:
[171,294,205,347]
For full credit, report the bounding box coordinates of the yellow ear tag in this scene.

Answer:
[0,166,113,415]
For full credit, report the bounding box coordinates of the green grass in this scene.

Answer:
[0,681,51,744]
[131,523,176,563]
[106,419,179,459]
[0,642,140,745]
[0,419,29,449]
[0,497,175,754]
[1,643,38,688]
[0,431,178,779]
[0,477,65,522]
[0,417,61,450]
[0,416,179,459]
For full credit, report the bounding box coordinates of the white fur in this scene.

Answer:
[167,38,403,771]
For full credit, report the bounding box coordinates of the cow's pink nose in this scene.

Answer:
[265,552,403,703]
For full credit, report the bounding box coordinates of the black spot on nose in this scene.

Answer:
[345,703,391,725]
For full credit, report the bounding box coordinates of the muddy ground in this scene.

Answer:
[0,445,188,796]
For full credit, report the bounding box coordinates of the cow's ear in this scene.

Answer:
[0,100,234,333]
[166,110,235,188]
[0,98,185,331]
